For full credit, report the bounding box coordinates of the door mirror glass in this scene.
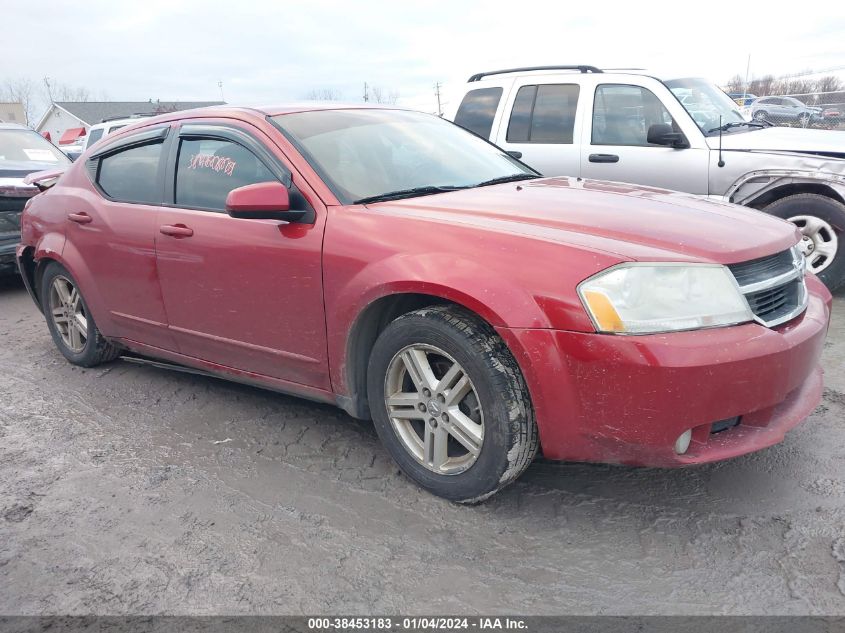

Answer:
[226,181,303,221]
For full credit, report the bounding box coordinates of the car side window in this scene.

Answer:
[454,87,503,139]
[592,84,676,147]
[506,84,579,144]
[174,138,277,212]
[97,141,163,204]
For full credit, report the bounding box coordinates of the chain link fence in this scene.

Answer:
[728,90,845,129]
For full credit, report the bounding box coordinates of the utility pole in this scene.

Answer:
[743,55,751,100]
[434,82,443,116]
[363,82,369,102]
[218,80,225,102]
[43,77,53,103]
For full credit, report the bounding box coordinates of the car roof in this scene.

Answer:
[107,103,412,130]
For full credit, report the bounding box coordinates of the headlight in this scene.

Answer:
[578,263,753,334]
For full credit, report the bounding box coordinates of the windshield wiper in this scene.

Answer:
[353,185,470,205]
[473,174,540,188]
[707,120,772,133]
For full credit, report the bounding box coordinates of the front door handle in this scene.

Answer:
[159,224,194,238]
[67,212,93,224]
[588,153,620,163]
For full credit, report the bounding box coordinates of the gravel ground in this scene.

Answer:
[1,274,844,616]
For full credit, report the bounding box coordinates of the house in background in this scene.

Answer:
[0,102,27,125]
[35,100,224,144]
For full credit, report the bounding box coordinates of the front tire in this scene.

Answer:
[39,262,120,367]
[764,194,845,291]
[367,305,538,503]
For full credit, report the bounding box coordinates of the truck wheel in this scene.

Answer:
[39,262,120,367]
[367,305,538,503]
[764,194,845,291]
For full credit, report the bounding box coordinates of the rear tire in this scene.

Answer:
[763,194,845,291]
[39,261,120,367]
[367,305,538,503]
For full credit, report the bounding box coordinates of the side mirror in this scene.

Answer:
[225,181,305,222]
[646,123,689,149]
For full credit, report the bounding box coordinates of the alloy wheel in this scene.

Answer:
[384,344,484,475]
[789,214,839,274]
[49,276,88,353]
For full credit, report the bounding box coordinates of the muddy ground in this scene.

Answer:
[1,275,844,615]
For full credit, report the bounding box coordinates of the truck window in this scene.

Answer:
[454,87,503,138]
[506,84,579,144]
[592,84,675,147]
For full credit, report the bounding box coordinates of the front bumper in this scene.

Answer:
[499,275,832,467]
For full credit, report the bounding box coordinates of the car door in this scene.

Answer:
[493,80,583,176]
[154,121,329,389]
[71,125,176,349]
[579,82,710,194]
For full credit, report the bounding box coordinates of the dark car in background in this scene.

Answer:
[0,123,70,275]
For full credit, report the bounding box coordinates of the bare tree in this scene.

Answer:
[725,74,745,94]
[816,75,844,94]
[0,78,38,126]
[305,88,342,101]
[369,86,399,105]
[42,78,92,103]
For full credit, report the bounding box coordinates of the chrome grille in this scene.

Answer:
[728,246,808,328]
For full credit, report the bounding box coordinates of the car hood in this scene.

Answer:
[0,160,67,179]
[371,177,799,264]
[706,126,845,157]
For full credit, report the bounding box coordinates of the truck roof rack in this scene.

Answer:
[468,65,603,82]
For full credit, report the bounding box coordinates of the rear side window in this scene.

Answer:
[506,84,579,144]
[175,138,277,212]
[454,87,503,138]
[97,141,163,204]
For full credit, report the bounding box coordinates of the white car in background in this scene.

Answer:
[450,65,845,290]
[84,115,154,151]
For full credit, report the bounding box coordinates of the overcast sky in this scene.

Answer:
[5,0,845,117]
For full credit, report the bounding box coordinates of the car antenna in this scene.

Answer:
[717,116,725,168]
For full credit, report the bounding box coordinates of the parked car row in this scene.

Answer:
[746,96,841,129]
[11,96,833,502]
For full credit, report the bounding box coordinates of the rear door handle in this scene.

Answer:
[67,212,93,224]
[159,224,194,238]
[588,153,620,163]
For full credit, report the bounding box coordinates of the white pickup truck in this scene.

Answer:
[450,65,845,290]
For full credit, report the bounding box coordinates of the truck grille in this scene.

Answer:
[727,246,808,328]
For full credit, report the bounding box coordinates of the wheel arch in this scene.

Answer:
[339,290,509,420]
[745,181,845,210]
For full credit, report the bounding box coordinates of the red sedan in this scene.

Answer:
[16,104,831,502]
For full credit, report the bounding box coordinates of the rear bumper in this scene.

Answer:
[499,275,832,467]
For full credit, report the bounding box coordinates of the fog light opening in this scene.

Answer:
[674,429,693,455]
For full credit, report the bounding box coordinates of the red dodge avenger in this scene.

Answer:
[17,104,831,502]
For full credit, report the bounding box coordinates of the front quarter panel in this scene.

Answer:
[323,204,622,396]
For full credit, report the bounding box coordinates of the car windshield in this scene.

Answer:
[664,78,747,135]
[271,109,535,204]
[0,129,70,168]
